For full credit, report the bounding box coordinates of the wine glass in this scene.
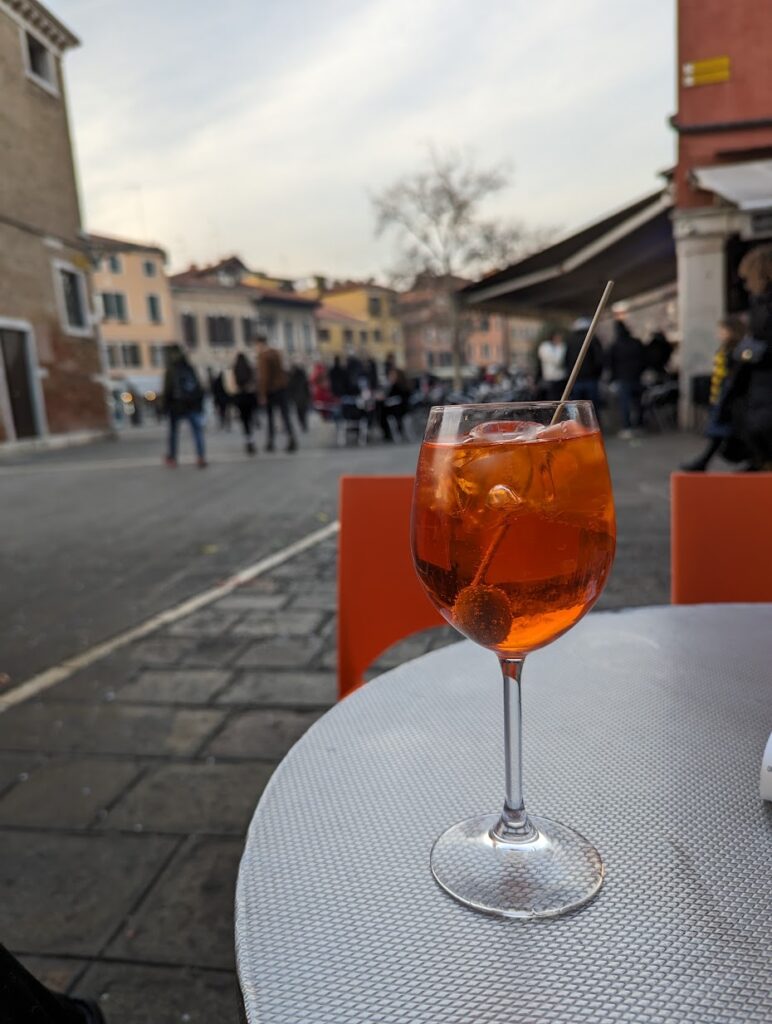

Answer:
[411,402,616,919]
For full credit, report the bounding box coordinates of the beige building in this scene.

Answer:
[0,0,108,444]
[170,258,318,379]
[88,233,175,395]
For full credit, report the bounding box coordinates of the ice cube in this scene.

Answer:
[468,420,544,442]
[486,484,523,510]
[533,419,588,442]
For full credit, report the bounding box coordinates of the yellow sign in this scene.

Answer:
[682,56,730,88]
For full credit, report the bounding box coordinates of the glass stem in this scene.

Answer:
[492,658,537,844]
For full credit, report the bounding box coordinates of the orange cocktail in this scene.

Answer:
[412,419,615,656]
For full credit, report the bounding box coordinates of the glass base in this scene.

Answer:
[430,813,604,920]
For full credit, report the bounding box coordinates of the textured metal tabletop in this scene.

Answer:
[236,605,772,1023]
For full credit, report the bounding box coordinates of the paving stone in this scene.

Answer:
[18,956,89,995]
[320,646,337,670]
[116,670,232,705]
[206,708,323,760]
[45,658,139,702]
[0,752,44,794]
[230,610,325,639]
[286,589,333,610]
[0,758,140,828]
[79,962,238,1024]
[215,592,289,612]
[127,637,193,666]
[371,630,436,670]
[167,609,243,638]
[183,637,249,668]
[107,837,241,969]
[0,832,175,956]
[0,702,225,756]
[216,671,336,707]
[234,639,323,669]
[101,762,274,835]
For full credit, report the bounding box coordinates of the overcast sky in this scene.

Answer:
[55,0,676,278]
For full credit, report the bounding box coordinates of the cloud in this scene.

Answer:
[55,0,675,276]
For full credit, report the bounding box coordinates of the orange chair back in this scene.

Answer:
[338,475,445,699]
[671,472,772,604]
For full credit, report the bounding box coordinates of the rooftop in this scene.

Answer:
[87,232,167,260]
[315,304,369,327]
[6,0,79,50]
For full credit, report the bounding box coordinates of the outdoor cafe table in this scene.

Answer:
[235,605,772,1024]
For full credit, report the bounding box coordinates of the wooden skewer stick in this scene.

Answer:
[550,280,615,426]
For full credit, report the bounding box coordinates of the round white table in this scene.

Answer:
[236,605,772,1024]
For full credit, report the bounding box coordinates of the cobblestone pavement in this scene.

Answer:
[0,429,700,1021]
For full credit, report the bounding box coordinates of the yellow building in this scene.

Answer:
[88,233,176,394]
[314,304,370,360]
[305,282,405,366]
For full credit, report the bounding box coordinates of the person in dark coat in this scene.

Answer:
[209,370,231,430]
[328,355,349,398]
[380,366,411,441]
[564,317,604,409]
[232,352,259,455]
[645,330,674,380]
[728,244,772,469]
[162,345,206,467]
[681,317,745,472]
[288,363,312,432]
[608,317,646,437]
[256,335,297,453]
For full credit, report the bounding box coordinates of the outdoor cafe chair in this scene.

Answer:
[337,475,443,699]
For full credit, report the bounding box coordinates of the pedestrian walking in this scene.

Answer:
[380,366,411,441]
[288,362,311,432]
[723,244,772,470]
[162,345,206,467]
[209,370,231,430]
[537,330,567,400]
[680,317,746,472]
[256,335,297,453]
[608,317,646,438]
[328,355,349,398]
[231,352,259,455]
[0,942,106,1023]
[564,317,605,408]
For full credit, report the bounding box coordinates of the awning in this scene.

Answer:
[462,189,675,316]
[112,374,163,395]
[693,159,772,210]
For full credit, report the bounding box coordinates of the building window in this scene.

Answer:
[318,328,330,343]
[24,32,57,94]
[373,329,382,343]
[343,328,353,346]
[368,296,382,317]
[302,320,313,353]
[121,343,141,368]
[100,292,127,322]
[427,352,435,368]
[283,320,294,353]
[54,262,89,336]
[147,295,162,323]
[106,254,122,274]
[482,343,490,359]
[242,317,255,345]
[181,313,198,349]
[106,344,120,368]
[149,344,169,368]
[359,330,368,346]
[143,260,157,278]
[206,315,235,347]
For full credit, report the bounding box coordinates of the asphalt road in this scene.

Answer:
[0,419,699,687]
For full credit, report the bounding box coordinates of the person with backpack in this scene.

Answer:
[231,352,259,455]
[162,344,207,467]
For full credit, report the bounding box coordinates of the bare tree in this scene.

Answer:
[372,149,541,385]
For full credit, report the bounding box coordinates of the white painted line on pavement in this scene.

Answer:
[0,520,340,714]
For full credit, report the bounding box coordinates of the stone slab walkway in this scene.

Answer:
[0,533,456,1023]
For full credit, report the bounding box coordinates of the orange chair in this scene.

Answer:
[338,475,445,699]
[671,472,772,604]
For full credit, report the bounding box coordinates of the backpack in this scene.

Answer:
[171,362,203,410]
